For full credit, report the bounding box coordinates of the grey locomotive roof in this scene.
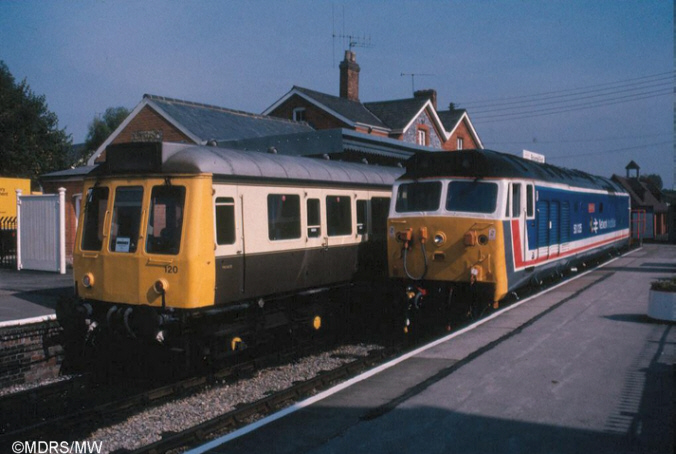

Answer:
[401,149,626,193]
[159,143,403,187]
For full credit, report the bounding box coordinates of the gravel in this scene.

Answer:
[86,343,381,453]
[0,374,75,397]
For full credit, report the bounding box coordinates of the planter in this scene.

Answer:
[647,289,676,322]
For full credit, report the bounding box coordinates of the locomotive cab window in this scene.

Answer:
[215,197,236,245]
[395,181,441,213]
[446,181,498,214]
[527,184,534,218]
[268,194,301,241]
[327,195,351,236]
[146,185,186,255]
[356,200,367,235]
[81,186,109,251]
[110,186,143,253]
[307,198,321,238]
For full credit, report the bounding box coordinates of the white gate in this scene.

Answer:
[16,188,66,274]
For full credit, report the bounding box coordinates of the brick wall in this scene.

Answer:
[0,320,63,387]
[268,96,350,130]
[443,118,479,151]
[95,106,195,163]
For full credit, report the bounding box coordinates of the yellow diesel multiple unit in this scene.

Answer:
[59,142,400,361]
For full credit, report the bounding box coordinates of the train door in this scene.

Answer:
[549,201,560,257]
[213,185,244,300]
[509,182,527,263]
[303,192,330,287]
[560,201,570,253]
[537,200,549,259]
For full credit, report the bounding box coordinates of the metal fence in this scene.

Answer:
[0,216,17,268]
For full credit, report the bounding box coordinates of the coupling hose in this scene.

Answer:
[403,240,428,281]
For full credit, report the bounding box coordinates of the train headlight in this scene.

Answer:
[433,232,446,246]
[153,278,169,294]
[82,273,94,288]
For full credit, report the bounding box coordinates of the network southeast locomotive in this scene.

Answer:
[57,142,401,359]
[387,149,630,325]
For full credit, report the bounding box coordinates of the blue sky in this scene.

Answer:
[1,1,673,187]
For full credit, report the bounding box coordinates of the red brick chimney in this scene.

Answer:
[339,50,360,101]
[414,89,437,110]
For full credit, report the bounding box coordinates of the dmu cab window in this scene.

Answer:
[446,181,498,214]
[110,186,143,253]
[327,195,351,236]
[395,182,441,212]
[146,186,186,255]
[215,197,236,245]
[81,186,109,251]
[268,194,301,241]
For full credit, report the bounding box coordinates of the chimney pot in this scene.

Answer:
[339,50,360,101]
[414,89,437,110]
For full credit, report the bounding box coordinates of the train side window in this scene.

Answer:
[526,184,534,218]
[356,200,367,235]
[371,197,390,236]
[326,195,351,236]
[267,194,301,241]
[599,202,604,213]
[146,185,186,255]
[110,186,143,253]
[81,186,109,251]
[215,197,236,245]
[512,183,521,218]
[307,198,321,238]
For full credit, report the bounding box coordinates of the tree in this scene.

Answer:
[0,61,72,182]
[640,174,663,191]
[82,106,130,162]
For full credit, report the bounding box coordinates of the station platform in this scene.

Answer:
[0,268,73,326]
[191,244,675,454]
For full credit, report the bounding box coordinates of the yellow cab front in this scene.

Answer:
[73,175,215,312]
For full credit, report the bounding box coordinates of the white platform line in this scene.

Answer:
[187,247,640,453]
[0,314,56,329]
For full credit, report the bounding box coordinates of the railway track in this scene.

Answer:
[123,348,393,454]
[0,334,356,449]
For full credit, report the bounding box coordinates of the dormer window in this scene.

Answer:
[293,108,306,122]
[457,137,464,150]
[417,127,428,146]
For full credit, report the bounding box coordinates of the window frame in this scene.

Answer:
[267,193,302,241]
[326,195,352,237]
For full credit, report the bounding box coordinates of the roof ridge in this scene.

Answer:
[143,94,305,125]
[364,97,426,106]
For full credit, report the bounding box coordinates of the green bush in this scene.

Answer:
[651,277,676,292]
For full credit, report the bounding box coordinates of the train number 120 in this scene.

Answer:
[165,265,179,274]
